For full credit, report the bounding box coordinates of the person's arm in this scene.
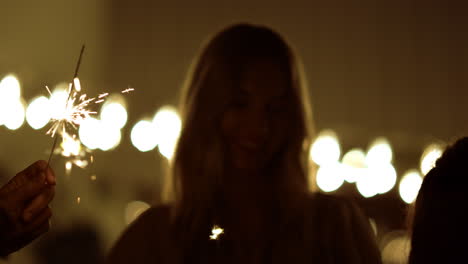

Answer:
[106,206,172,264]
[0,160,56,257]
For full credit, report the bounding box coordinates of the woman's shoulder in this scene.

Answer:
[136,204,172,226]
[303,192,382,263]
[106,204,174,264]
[304,192,371,233]
[120,204,172,237]
[305,192,356,213]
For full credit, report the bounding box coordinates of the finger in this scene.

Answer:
[13,219,51,254]
[6,207,51,254]
[5,161,49,201]
[21,206,52,235]
[44,165,56,186]
[32,160,55,185]
[22,186,55,223]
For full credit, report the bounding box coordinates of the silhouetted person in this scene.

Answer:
[409,137,468,263]
[107,23,381,263]
[0,160,55,257]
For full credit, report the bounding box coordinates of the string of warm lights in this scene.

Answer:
[0,73,443,204]
[310,130,443,204]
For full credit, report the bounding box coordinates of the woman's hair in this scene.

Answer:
[409,137,468,263]
[165,23,315,247]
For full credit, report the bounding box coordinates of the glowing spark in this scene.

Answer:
[73,77,81,92]
[46,80,98,138]
[45,77,110,171]
[45,86,52,96]
[122,88,134,94]
[209,225,224,240]
[77,197,81,204]
[90,175,97,181]
[61,133,81,157]
[65,161,72,172]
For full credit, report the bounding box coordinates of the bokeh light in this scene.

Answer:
[381,232,411,264]
[356,169,379,198]
[26,96,51,129]
[153,106,181,159]
[3,100,25,130]
[365,137,393,166]
[131,120,158,152]
[316,163,344,192]
[310,130,341,166]
[341,148,366,183]
[101,101,128,129]
[98,122,121,151]
[420,143,444,176]
[125,201,150,225]
[399,169,423,204]
[371,163,397,194]
[78,117,121,151]
[48,84,69,120]
[79,117,101,150]
[0,75,25,129]
[0,75,21,100]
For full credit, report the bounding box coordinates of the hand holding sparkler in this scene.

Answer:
[0,160,55,257]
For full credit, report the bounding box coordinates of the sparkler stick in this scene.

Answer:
[47,45,85,166]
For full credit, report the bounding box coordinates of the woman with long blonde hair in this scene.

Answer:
[107,23,381,264]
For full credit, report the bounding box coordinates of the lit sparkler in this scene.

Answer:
[122,88,134,94]
[209,225,224,240]
[45,45,133,171]
[46,45,87,166]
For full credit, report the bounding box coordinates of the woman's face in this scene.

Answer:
[221,60,291,173]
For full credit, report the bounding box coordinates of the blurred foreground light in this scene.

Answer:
[382,233,410,264]
[125,201,150,225]
[79,117,101,150]
[101,102,128,129]
[369,218,377,236]
[420,144,444,176]
[399,169,423,204]
[26,96,51,129]
[341,148,366,183]
[153,106,181,159]
[310,130,341,166]
[131,120,158,152]
[316,163,344,192]
[365,138,393,166]
[3,101,25,130]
